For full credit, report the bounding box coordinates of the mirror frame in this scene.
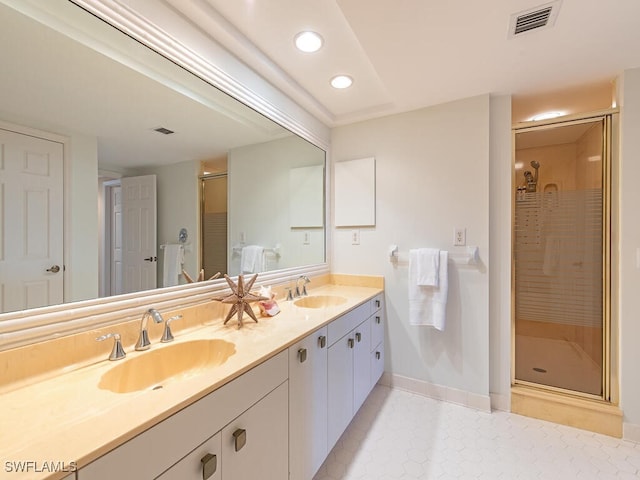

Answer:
[0,0,330,351]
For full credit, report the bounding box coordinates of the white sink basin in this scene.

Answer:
[99,339,236,393]
[294,295,348,309]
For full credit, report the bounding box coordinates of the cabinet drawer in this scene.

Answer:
[370,311,384,351]
[370,294,383,315]
[327,302,368,346]
[156,432,221,480]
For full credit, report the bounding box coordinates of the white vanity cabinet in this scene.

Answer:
[77,351,288,480]
[288,326,328,480]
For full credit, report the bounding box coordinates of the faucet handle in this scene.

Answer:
[96,332,126,361]
[285,287,293,301]
[161,314,183,343]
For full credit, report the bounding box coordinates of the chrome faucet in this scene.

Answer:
[135,308,164,351]
[161,314,183,343]
[295,275,310,298]
[96,332,126,361]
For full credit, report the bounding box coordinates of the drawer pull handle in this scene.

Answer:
[347,338,354,349]
[376,351,381,360]
[318,335,326,348]
[298,347,307,363]
[355,332,362,343]
[376,316,381,324]
[375,299,380,308]
[233,428,247,452]
[201,453,217,479]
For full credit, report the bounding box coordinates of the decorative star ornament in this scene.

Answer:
[182,269,221,283]
[213,274,268,328]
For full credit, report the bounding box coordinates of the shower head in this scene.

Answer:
[530,161,540,169]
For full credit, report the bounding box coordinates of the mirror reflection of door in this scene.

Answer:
[101,175,157,296]
[0,128,64,313]
[201,174,228,279]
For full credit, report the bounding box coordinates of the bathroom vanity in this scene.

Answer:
[0,279,384,480]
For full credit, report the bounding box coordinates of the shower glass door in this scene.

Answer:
[513,116,610,398]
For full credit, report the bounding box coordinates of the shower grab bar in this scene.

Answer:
[388,245,479,266]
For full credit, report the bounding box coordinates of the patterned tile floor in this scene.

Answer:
[314,385,640,480]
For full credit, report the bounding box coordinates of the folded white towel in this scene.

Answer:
[162,244,184,287]
[413,248,440,286]
[241,245,265,274]
[408,250,449,330]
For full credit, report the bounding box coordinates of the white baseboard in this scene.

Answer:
[623,422,640,443]
[379,372,491,413]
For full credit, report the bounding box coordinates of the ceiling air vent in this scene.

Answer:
[509,1,561,38]
[153,126,175,135]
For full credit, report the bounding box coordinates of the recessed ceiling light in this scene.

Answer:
[529,111,565,122]
[331,75,353,89]
[294,31,323,53]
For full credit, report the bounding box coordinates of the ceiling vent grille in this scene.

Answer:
[509,1,561,38]
[153,127,175,135]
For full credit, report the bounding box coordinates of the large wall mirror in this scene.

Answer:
[0,0,326,316]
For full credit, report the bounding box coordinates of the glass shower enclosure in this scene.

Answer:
[513,115,611,399]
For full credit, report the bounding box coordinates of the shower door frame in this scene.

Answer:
[511,109,616,402]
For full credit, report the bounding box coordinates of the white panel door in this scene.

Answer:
[0,128,63,313]
[121,175,157,294]
[110,185,123,295]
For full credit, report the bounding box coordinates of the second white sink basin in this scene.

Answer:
[294,295,348,309]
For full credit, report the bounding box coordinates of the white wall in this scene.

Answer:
[619,67,640,439]
[133,160,200,287]
[228,136,325,275]
[331,95,491,403]
[488,95,513,410]
[66,133,99,302]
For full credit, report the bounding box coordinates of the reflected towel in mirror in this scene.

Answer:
[241,245,265,274]
[162,244,184,287]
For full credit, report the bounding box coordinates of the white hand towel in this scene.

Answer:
[408,250,449,330]
[162,244,184,287]
[241,245,265,274]
[414,248,440,286]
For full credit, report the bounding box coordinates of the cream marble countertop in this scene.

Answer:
[0,283,382,480]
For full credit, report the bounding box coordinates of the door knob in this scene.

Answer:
[46,265,60,273]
